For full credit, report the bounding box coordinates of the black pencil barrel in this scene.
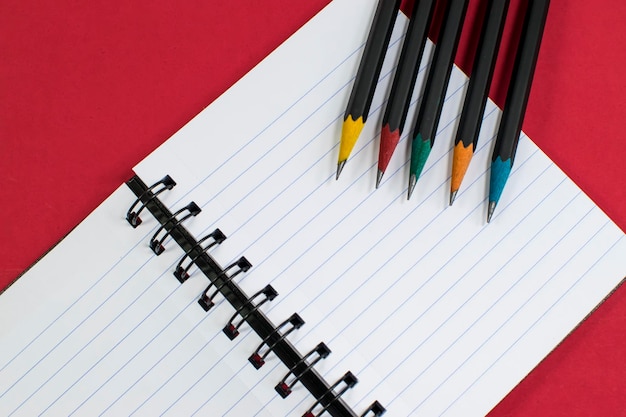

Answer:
[344,0,401,122]
[455,0,510,149]
[492,0,550,163]
[411,0,469,144]
[382,0,437,133]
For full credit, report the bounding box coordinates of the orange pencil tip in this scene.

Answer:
[450,142,474,194]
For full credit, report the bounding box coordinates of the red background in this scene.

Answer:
[1,0,624,415]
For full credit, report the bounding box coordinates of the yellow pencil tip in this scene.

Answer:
[338,115,365,163]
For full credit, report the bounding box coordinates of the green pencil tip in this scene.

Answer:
[409,133,432,185]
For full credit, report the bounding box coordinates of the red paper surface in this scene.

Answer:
[1,1,624,415]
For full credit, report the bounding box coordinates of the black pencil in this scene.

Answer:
[337,0,401,180]
[407,0,469,199]
[488,0,550,222]
[449,0,510,205]
[376,0,437,188]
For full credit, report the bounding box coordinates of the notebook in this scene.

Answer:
[1,0,624,416]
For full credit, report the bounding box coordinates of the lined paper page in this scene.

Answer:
[0,0,624,416]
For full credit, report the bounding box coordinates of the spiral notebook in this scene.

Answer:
[1,0,624,416]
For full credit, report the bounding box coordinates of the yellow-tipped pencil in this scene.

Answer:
[337,115,365,179]
[336,0,400,179]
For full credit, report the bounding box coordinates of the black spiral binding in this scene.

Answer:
[360,401,386,417]
[174,228,227,283]
[198,256,252,311]
[276,342,331,398]
[126,175,176,227]
[150,201,201,254]
[223,284,278,340]
[303,372,358,417]
[248,313,305,369]
[125,175,385,417]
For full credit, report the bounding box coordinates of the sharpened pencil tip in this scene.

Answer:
[487,201,497,223]
[407,174,417,200]
[336,160,346,180]
[449,190,458,206]
[375,170,384,189]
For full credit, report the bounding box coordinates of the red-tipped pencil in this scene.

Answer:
[376,0,436,188]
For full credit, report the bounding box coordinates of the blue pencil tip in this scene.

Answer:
[489,156,513,207]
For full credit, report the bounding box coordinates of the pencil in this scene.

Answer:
[337,0,401,180]
[449,0,510,205]
[407,0,469,199]
[376,0,437,188]
[487,0,550,222]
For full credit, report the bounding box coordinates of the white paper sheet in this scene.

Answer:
[1,0,624,416]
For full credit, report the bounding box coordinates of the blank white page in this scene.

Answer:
[1,0,624,416]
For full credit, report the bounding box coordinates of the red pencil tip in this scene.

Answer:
[378,124,401,174]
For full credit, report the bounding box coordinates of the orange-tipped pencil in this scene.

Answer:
[450,141,475,203]
[337,0,401,180]
[449,0,509,205]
